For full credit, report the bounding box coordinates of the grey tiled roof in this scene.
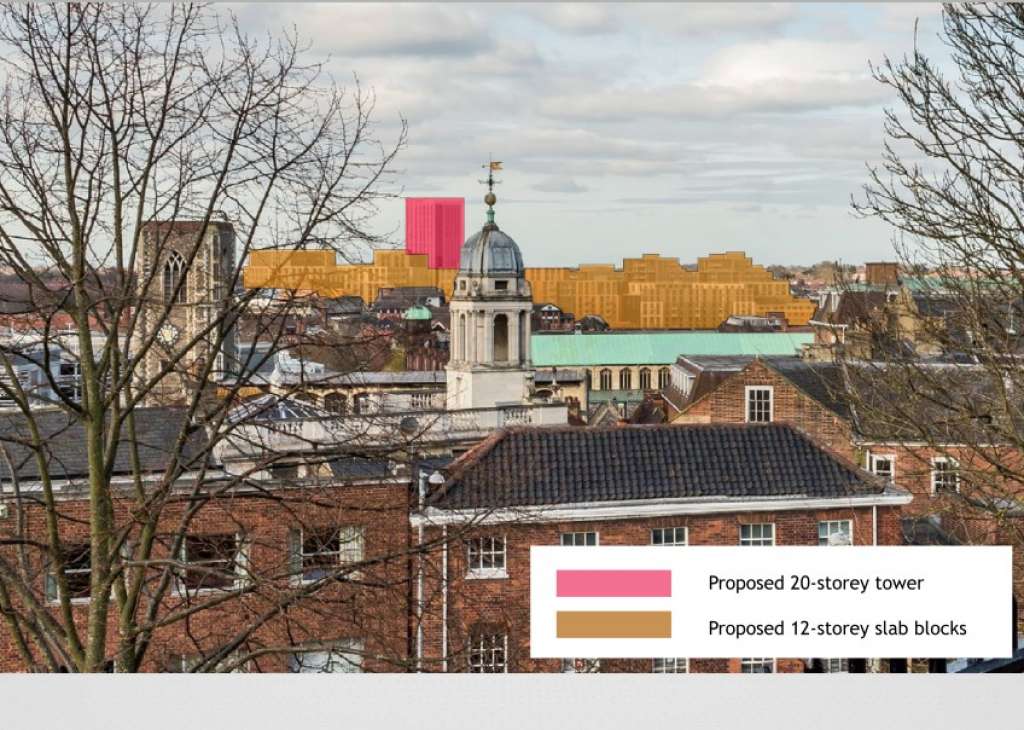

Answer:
[0,407,206,481]
[429,423,885,509]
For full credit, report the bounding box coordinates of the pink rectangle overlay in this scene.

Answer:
[556,570,672,598]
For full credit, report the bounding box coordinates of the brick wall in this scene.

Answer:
[421,506,902,674]
[674,360,856,462]
[0,481,413,673]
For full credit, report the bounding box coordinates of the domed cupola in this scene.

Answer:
[459,220,525,277]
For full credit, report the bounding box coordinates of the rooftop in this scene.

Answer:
[429,422,890,510]
[531,331,813,367]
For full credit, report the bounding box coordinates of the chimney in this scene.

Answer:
[865,262,899,287]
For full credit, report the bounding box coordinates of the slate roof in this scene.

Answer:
[429,423,886,510]
[0,407,207,481]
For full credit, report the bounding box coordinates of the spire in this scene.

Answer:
[480,157,502,227]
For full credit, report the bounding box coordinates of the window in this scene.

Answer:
[561,531,598,546]
[658,367,671,390]
[494,280,508,291]
[561,658,600,673]
[740,658,775,673]
[652,658,688,673]
[739,523,774,546]
[163,251,187,305]
[818,520,853,546]
[651,527,687,546]
[745,385,773,423]
[932,458,960,494]
[468,632,507,673]
[639,368,651,390]
[466,536,507,579]
[292,526,365,584]
[269,462,299,480]
[46,543,91,602]
[56,361,82,403]
[599,369,612,391]
[324,393,347,414]
[619,369,632,390]
[822,658,849,673]
[869,453,895,483]
[289,640,364,673]
[180,534,246,591]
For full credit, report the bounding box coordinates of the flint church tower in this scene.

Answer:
[135,219,237,405]
[446,169,534,410]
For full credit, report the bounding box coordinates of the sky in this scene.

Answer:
[233,3,948,268]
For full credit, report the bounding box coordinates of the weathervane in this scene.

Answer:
[480,157,502,224]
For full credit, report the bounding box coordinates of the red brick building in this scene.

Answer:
[0,406,415,673]
[413,423,909,674]
[669,356,1024,630]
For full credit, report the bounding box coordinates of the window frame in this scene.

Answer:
[466,536,508,580]
[818,520,853,546]
[598,369,612,390]
[639,368,652,390]
[561,658,601,673]
[46,543,92,604]
[560,531,599,547]
[739,523,775,546]
[868,453,896,483]
[740,657,776,673]
[651,657,689,673]
[467,632,508,673]
[744,385,774,423]
[288,639,365,674]
[179,533,249,593]
[931,457,961,494]
[657,367,671,390]
[293,526,365,585]
[618,368,632,391]
[650,527,688,546]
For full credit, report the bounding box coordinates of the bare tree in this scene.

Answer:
[848,3,1024,587]
[0,2,490,673]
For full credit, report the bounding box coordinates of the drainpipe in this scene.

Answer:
[442,525,449,672]
[872,505,878,546]
[415,471,425,671]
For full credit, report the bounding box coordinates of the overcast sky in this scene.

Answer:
[234,3,947,268]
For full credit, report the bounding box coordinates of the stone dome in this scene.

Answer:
[458,222,525,277]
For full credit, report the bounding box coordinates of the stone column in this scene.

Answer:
[483,310,493,363]
[522,307,531,364]
[508,309,520,365]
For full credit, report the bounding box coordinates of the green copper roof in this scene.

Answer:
[531,332,814,367]
[403,305,432,320]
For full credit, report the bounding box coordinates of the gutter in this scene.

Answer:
[410,491,913,527]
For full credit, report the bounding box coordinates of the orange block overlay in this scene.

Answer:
[243,249,816,330]
[556,611,672,639]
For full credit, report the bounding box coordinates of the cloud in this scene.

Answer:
[530,4,798,37]
[235,4,492,58]
[531,177,589,194]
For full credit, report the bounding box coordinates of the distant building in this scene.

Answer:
[405,198,464,270]
[243,249,818,330]
[532,303,574,331]
[718,313,789,332]
[531,330,813,413]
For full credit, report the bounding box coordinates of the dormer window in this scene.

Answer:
[495,280,508,291]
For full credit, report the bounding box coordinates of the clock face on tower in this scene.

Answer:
[156,322,180,348]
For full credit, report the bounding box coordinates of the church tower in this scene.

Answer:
[135,219,237,405]
[446,173,533,410]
